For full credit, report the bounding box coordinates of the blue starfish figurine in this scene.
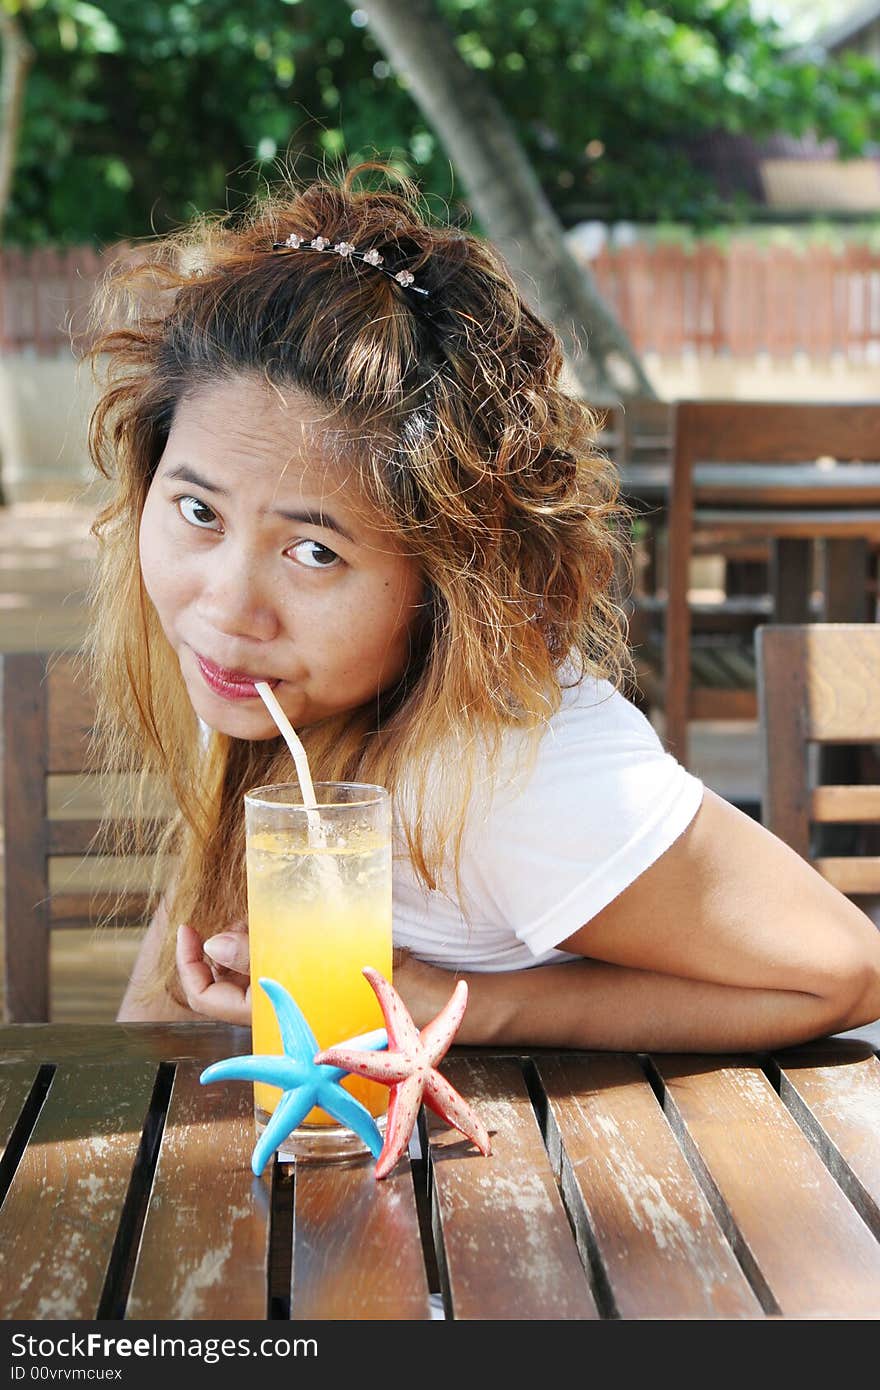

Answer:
[200,977,388,1176]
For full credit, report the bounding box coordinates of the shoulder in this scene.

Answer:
[116,898,197,1022]
[493,672,691,811]
[551,671,660,741]
[447,673,704,956]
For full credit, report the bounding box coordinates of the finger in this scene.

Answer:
[176,923,216,1003]
[178,957,251,1023]
[176,925,251,1025]
[203,930,251,976]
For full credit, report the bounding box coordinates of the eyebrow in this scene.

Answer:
[163,464,357,543]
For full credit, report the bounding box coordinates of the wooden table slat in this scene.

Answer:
[0,1061,157,1320]
[1,1028,878,1320]
[774,1043,880,1239]
[654,1054,880,1319]
[127,1063,271,1320]
[0,1022,252,1066]
[0,1063,45,1163]
[690,508,880,538]
[619,461,880,506]
[291,1154,432,1320]
[538,1054,763,1319]
[428,1057,598,1320]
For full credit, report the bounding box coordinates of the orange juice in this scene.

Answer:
[244,783,392,1157]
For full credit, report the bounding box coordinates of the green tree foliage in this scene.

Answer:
[6,0,880,245]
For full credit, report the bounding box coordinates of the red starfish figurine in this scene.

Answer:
[315,967,492,1179]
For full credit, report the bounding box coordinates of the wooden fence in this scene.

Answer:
[1,241,879,361]
[0,245,114,355]
[588,241,880,360]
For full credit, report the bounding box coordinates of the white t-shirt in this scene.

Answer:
[392,674,704,971]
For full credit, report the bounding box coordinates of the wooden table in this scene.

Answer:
[1,1024,879,1322]
[621,461,880,506]
[619,459,880,623]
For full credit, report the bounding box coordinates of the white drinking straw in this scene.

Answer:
[255,681,325,846]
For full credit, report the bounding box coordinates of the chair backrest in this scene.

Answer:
[590,404,625,465]
[592,397,672,469]
[672,397,880,522]
[621,396,672,466]
[1,651,164,1021]
[674,398,880,469]
[756,624,880,897]
[662,400,880,762]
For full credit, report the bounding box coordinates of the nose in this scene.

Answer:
[196,543,281,644]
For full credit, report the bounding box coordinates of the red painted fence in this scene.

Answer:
[587,241,880,360]
[1,241,879,360]
[0,245,112,354]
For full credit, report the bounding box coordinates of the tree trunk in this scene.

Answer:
[0,13,33,240]
[341,0,654,403]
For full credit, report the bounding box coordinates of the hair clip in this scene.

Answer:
[271,231,429,296]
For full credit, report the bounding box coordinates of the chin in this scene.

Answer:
[187,692,281,742]
[204,691,327,743]
[216,718,283,742]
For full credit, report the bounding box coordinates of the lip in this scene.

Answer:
[196,654,280,702]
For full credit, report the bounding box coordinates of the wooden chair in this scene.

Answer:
[594,398,672,666]
[0,503,97,656]
[1,650,165,1021]
[620,397,772,728]
[756,624,880,898]
[663,400,880,765]
[593,395,672,472]
[620,396,674,599]
[620,396,673,469]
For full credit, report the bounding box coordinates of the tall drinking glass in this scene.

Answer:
[244,782,392,1161]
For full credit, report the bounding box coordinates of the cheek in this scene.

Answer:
[367,570,425,665]
[316,576,410,681]
[138,509,163,607]
[138,499,182,623]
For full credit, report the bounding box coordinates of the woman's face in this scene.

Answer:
[139,376,425,739]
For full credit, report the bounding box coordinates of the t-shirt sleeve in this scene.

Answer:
[458,681,705,957]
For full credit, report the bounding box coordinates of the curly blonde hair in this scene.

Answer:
[86,163,633,1001]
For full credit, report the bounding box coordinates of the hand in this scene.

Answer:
[176,921,251,1026]
[175,931,455,1032]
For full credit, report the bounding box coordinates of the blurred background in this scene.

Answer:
[1,0,878,501]
[0,0,878,1018]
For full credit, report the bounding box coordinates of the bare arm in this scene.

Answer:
[126,792,880,1050]
[117,900,252,1023]
[396,790,880,1052]
[117,899,198,1021]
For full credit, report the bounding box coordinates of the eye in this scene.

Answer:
[177,495,222,530]
[288,538,341,570]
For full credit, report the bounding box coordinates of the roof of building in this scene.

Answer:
[680,129,880,212]
[815,0,880,51]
